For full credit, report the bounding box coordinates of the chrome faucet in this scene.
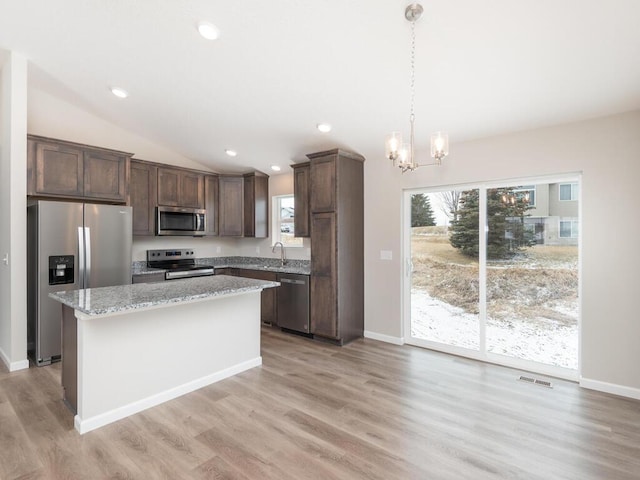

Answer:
[272,241,286,266]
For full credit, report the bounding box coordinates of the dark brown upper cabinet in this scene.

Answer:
[129,160,158,236]
[218,173,269,237]
[204,174,219,236]
[218,175,244,237]
[243,172,269,238]
[310,155,337,213]
[27,135,131,202]
[157,167,204,209]
[291,162,310,237]
[307,149,365,345]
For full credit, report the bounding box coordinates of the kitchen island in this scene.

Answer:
[49,275,279,434]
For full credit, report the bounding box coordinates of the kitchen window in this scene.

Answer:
[272,195,303,247]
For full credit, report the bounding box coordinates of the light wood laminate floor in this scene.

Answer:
[1,327,639,479]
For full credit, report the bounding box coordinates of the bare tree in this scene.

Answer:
[439,191,461,223]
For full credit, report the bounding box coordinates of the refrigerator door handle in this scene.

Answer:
[77,226,85,285]
[85,227,91,288]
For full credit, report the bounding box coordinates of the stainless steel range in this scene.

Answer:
[147,249,214,280]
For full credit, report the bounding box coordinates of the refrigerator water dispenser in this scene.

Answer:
[49,255,74,285]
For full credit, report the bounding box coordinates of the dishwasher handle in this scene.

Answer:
[279,278,307,285]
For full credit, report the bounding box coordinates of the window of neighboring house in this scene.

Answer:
[272,195,303,247]
[559,219,579,238]
[559,183,579,201]
[514,185,536,206]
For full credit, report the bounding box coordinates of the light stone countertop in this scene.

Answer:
[49,275,279,316]
[132,256,310,276]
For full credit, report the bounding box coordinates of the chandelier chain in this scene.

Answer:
[408,18,417,168]
[409,19,416,123]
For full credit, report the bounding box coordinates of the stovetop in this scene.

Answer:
[147,249,213,272]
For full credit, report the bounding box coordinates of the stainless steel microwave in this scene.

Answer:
[156,206,206,236]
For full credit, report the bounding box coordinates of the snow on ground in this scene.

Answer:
[411,289,578,370]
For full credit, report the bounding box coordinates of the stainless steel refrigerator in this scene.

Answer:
[27,201,132,366]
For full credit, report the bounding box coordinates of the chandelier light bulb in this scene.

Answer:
[385,132,403,161]
[398,144,411,166]
[430,131,449,163]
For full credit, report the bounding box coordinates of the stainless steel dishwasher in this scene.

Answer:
[276,273,310,335]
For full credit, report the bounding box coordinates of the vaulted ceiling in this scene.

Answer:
[1,0,639,173]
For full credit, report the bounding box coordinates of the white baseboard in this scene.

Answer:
[580,377,640,401]
[0,347,29,372]
[74,356,262,434]
[364,330,404,346]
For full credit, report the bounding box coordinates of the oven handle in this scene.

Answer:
[165,268,215,280]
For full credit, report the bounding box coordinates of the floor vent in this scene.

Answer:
[518,375,553,388]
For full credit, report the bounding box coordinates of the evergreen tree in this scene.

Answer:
[450,188,535,259]
[411,194,436,227]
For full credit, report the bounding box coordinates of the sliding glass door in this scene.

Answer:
[407,190,480,351]
[404,177,580,379]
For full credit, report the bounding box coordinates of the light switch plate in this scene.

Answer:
[380,250,393,261]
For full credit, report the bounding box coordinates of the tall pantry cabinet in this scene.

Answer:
[307,149,365,345]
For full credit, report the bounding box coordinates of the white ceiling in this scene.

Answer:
[1,0,639,174]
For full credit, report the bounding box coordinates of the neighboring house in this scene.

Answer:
[515,182,579,246]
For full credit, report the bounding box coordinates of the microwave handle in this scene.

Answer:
[196,213,201,231]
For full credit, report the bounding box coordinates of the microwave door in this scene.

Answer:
[157,208,205,235]
[163,211,195,231]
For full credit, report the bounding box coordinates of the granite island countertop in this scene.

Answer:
[49,275,279,316]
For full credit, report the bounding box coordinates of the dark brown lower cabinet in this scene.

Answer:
[310,212,338,338]
[220,269,278,326]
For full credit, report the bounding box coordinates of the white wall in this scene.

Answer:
[364,110,640,396]
[0,52,28,371]
[28,88,212,171]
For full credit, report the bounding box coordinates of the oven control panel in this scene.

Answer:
[147,249,196,261]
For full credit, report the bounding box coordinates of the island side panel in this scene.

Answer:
[61,304,78,413]
[75,291,262,434]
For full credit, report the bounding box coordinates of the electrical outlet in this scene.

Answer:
[2,253,8,266]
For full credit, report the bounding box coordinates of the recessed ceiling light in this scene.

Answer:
[225,149,237,157]
[271,165,281,172]
[110,87,128,99]
[317,123,332,133]
[197,22,220,40]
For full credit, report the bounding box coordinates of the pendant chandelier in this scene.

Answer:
[385,3,449,173]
